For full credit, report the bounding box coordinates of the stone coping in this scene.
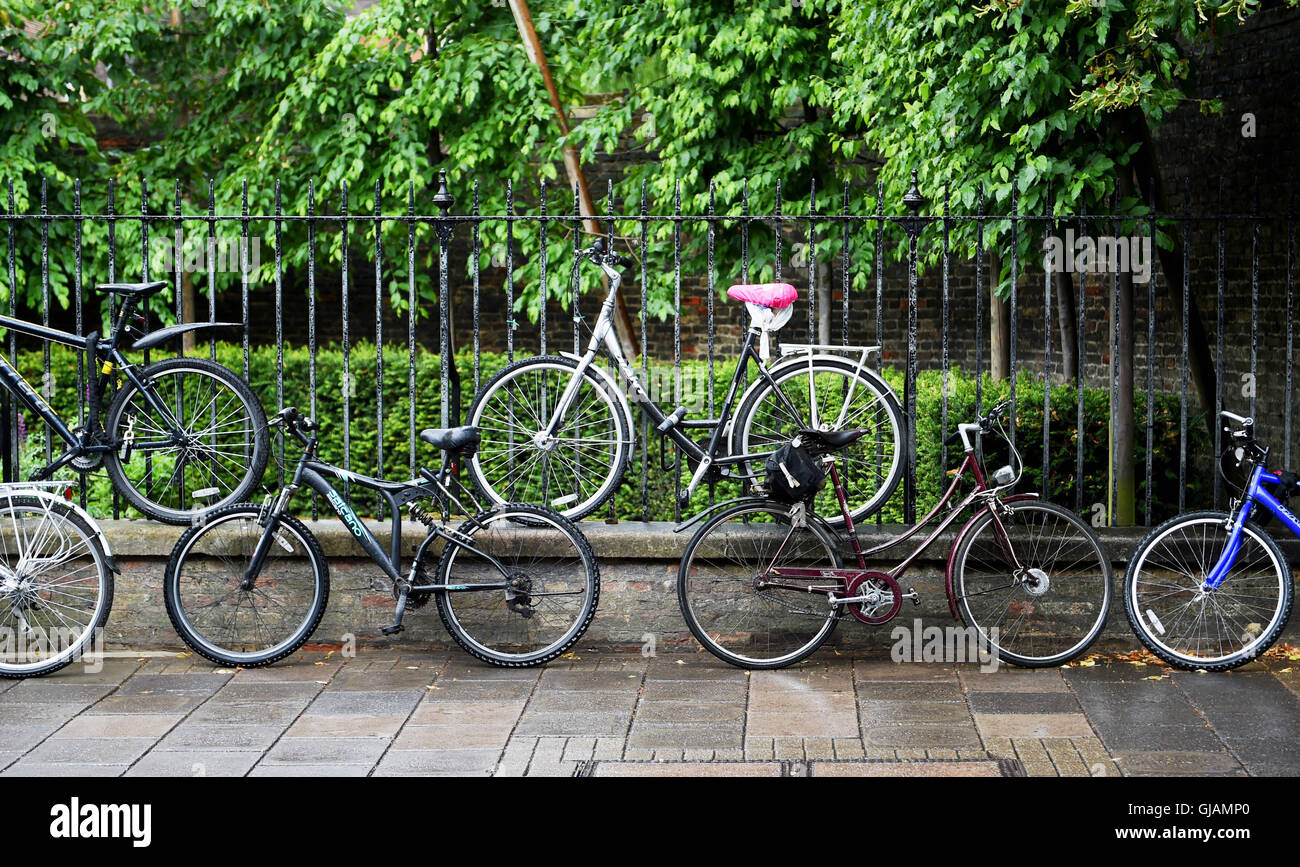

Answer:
[96,515,1184,561]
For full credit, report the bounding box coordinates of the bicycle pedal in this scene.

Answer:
[380,624,405,636]
[905,587,920,606]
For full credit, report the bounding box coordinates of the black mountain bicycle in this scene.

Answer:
[162,407,600,668]
[0,280,268,523]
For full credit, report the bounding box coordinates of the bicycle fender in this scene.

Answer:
[943,493,1040,621]
[130,321,241,353]
[732,353,898,432]
[557,351,636,460]
[9,489,120,574]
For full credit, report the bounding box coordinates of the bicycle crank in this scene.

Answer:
[839,570,904,625]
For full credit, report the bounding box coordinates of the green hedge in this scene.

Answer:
[11,343,1210,523]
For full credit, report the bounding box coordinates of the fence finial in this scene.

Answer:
[432,169,454,214]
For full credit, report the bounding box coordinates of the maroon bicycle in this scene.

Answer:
[675,400,1113,669]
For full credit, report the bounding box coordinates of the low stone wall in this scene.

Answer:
[101,517,1300,654]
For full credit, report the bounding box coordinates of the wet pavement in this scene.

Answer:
[1,649,1296,777]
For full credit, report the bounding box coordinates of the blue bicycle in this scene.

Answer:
[1125,411,1296,671]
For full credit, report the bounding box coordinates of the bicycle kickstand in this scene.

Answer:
[381,588,408,636]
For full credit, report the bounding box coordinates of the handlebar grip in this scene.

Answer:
[945,430,963,447]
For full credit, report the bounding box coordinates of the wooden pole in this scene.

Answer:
[507,0,639,360]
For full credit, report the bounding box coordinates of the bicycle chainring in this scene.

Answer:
[398,563,434,610]
[844,570,903,625]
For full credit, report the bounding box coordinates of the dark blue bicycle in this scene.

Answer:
[1125,411,1296,671]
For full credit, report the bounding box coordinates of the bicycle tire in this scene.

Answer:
[434,503,599,666]
[0,496,113,679]
[677,501,843,669]
[163,503,329,667]
[1124,510,1293,671]
[467,356,630,520]
[952,500,1112,667]
[732,357,905,527]
[104,356,270,524]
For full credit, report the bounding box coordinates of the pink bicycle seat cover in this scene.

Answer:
[726,282,798,309]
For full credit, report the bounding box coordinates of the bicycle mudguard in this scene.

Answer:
[0,487,120,574]
[130,321,242,353]
[943,493,1039,621]
[732,351,897,430]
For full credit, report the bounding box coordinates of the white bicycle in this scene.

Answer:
[0,482,116,678]
[466,239,905,524]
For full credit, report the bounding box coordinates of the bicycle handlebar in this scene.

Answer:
[944,399,1012,446]
[270,406,318,442]
[581,238,632,268]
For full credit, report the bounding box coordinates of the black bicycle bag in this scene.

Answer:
[764,439,827,503]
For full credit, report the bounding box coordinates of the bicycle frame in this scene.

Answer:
[541,260,864,499]
[756,447,1034,617]
[0,299,226,474]
[246,437,514,598]
[1206,464,1300,591]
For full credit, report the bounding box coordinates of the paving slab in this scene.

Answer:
[965,692,1083,715]
[248,763,371,777]
[582,761,784,777]
[53,713,184,739]
[1112,750,1246,776]
[126,751,260,777]
[260,737,391,766]
[973,714,1094,739]
[3,762,129,777]
[189,700,309,726]
[373,749,499,776]
[154,723,285,752]
[626,724,744,750]
[115,673,231,696]
[302,690,423,716]
[23,737,156,764]
[284,714,409,738]
[809,759,1015,777]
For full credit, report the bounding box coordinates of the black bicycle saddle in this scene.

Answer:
[419,426,480,455]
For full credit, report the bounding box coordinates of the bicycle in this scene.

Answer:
[162,406,599,668]
[1124,411,1296,671]
[0,481,117,678]
[0,280,269,524]
[466,238,905,526]
[676,399,1113,669]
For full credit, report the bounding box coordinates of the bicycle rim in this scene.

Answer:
[166,510,327,666]
[736,360,902,525]
[436,507,598,665]
[108,363,264,520]
[469,359,628,519]
[678,504,841,668]
[955,502,1111,666]
[1127,514,1289,667]
[0,498,110,676]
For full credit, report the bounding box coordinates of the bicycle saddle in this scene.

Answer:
[96,280,168,298]
[419,426,480,455]
[801,428,867,452]
[726,283,797,309]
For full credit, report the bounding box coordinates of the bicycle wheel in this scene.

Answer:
[952,500,1111,667]
[163,503,329,667]
[677,501,843,669]
[732,357,904,526]
[1125,511,1292,671]
[468,356,630,520]
[104,356,270,525]
[433,503,599,666]
[0,496,113,678]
